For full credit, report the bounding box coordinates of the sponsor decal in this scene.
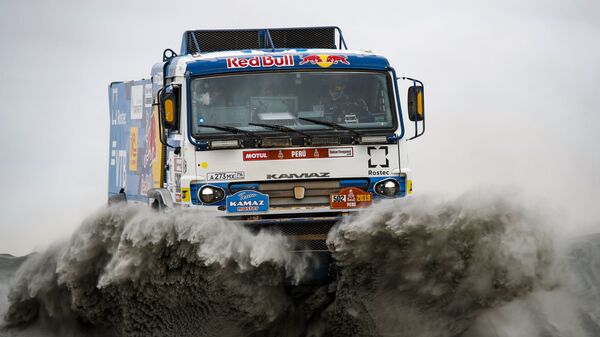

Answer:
[116,150,127,188]
[244,151,269,160]
[144,84,153,108]
[181,187,191,202]
[130,85,143,120]
[226,190,269,213]
[299,54,350,68]
[174,158,184,173]
[226,55,295,69]
[175,173,182,190]
[267,172,330,180]
[328,147,354,158]
[207,171,245,181]
[112,108,127,125]
[367,146,389,168]
[110,140,117,166]
[330,187,372,209]
[129,127,138,172]
[243,147,353,161]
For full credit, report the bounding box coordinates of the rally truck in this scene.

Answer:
[108,27,425,253]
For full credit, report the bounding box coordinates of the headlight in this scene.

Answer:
[374,179,399,197]
[199,185,225,204]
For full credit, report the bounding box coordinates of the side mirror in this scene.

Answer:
[159,85,180,131]
[407,85,424,122]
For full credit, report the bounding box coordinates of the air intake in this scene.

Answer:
[180,26,347,55]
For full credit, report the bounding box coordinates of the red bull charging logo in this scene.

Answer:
[299,54,350,68]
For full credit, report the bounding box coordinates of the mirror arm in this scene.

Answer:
[401,77,426,140]
[401,77,423,86]
[155,87,177,150]
[159,54,182,150]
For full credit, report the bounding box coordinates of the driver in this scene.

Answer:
[321,80,369,123]
[191,81,229,127]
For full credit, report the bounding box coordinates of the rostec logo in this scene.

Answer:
[226,55,295,69]
[299,54,350,68]
[367,146,389,168]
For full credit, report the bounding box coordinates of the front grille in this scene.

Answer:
[294,240,329,251]
[245,218,337,252]
[227,177,371,252]
[259,180,340,209]
[270,221,333,236]
[229,178,370,210]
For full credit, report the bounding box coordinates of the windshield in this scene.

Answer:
[190,71,395,136]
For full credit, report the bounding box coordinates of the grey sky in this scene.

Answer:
[0,0,599,255]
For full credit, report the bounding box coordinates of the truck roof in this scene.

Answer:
[180,27,345,55]
[155,27,392,79]
[189,48,379,60]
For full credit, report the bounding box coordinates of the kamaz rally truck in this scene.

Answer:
[108,27,425,253]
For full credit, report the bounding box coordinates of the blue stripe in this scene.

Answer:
[339,179,369,188]
[186,54,390,77]
[229,183,260,193]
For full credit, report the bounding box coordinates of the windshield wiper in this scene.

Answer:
[248,122,312,138]
[196,124,262,139]
[298,117,361,136]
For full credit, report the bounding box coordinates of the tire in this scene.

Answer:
[150,194,165,211]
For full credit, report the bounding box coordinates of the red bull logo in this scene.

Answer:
[299,54,350,68]
[226,55,295,69]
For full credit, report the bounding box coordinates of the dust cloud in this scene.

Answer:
[1,206,311,337]
[1,194,599,337]
[325,193,556,336]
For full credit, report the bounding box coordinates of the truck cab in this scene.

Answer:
[108,27,425,252]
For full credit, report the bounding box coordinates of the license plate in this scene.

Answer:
[207,171,245,181]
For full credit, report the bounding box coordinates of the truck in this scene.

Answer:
[108,26,425,256]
